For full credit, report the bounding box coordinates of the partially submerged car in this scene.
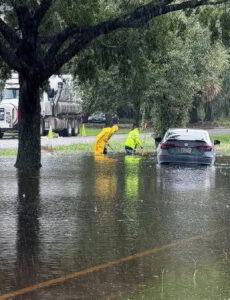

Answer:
[156,128,220,165]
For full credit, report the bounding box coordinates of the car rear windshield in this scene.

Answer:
[166,132,209,143]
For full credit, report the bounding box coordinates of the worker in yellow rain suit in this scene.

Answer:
[95,124,119,154]
[125,124,143,154]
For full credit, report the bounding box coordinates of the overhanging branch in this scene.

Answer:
[0,18,21,48]
[41,34,92,80]
[34,0,55,26]
[42,0,229,79]
[43,0,183,61]
[0,41,23,71]
[43,25,88,61]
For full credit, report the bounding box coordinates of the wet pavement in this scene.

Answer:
[0,153,230,299]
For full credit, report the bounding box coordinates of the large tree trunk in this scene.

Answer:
[15,75,41,170]
[16,170,40,287]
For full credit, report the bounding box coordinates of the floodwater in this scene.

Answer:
[0,152,230,300]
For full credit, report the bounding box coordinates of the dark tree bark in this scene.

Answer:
[15,75,41,170]
[16,170,41,287]
[204,101,214,121]
[189,96,201,123]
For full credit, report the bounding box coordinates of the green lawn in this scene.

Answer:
[82,127,129,136]
[211,134,230,156]
[51,135,154,154]
[81,126,151,136]
[1,133,230,157]
[0,148,18,156]
[42,134,230,156]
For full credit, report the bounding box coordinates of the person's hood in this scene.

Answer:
[112,125,119,133]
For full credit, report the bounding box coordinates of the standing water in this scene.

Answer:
[0,153,230,299]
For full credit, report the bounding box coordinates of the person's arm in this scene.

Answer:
[134,131,142,149]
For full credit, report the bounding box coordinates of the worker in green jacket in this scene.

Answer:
[125,124,143,154]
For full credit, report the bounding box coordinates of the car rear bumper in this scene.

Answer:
[157,154,215,165]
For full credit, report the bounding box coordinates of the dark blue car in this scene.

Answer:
[156,128,220,165]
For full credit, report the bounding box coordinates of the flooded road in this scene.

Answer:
[0,153,230,299]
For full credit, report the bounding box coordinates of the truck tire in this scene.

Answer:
[71,125,79,136]
[40,120,45,136]
[0,132,4,139]
[62,122,72,137]
[67,122,72,136]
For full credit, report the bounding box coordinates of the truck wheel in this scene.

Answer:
[40,120,44,136]
[0,132,4,139]
[67,122,72,136]
[62,122,72,137]
[71,125,79,136]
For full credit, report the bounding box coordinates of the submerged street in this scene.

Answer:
[0,153,230,299]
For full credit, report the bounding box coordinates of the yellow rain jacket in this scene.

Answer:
[125,128,141,149]
[95,125,119,154]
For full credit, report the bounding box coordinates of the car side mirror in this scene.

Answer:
[214,140,220,145]
[155,137,162,143]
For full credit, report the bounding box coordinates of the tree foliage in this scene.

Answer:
[71,10,228,134]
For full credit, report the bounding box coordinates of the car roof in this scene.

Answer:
[164,128,211,142]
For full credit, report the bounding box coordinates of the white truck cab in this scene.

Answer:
[0,73,82,138]
[0,74,19,137]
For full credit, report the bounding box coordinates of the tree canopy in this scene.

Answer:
[70,9,229,133]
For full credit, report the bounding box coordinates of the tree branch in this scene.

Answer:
[41,34,92,80]
[0,41,23,71]
[0,18,21,48]
[11,3,30,34]
[42,25,90,61]
[34,0,55,26]
[90,0,229,34]
[42,0,229,80]
[43,0,175,61]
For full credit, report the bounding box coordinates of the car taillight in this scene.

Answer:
[195,145,212,151]
[160,143,176,149]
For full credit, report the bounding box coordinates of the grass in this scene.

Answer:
[211,134,230,156]
[1,133,230,157]
[52,136,155,153]
[216,118,230,128]
[0,148,17,156]
[82,127,130,136]
[42,134,230,156]
[81,126,151,136]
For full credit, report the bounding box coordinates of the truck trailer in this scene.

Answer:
[0,74,82,138]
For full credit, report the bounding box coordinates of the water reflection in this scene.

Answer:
[156,164,216,191]
[16,170,41,292]
[124,156,141,200]
[95,154,117,200]
[0,154,230,299]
